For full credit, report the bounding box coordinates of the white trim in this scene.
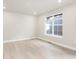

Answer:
[45,34,62,39]
[3,37,36,43]
[37,37,76,51]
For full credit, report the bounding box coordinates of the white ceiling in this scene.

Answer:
[3,0,75,15]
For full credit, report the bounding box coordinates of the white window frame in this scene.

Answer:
[44,13,63,38]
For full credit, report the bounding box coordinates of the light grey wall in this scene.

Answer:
[36,4,76,48]
[3,11,36,41]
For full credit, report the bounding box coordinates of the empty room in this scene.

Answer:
[3,0,76,59]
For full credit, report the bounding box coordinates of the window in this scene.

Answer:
[45,13,63,38]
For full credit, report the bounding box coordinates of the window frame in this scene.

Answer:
[44,13,63,38]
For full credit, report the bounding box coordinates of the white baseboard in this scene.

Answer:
[3,37,36,43]
[37,37,76,51]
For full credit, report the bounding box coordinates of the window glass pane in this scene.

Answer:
[57,31,62,35]
[46,19,53,34]
[54,26,62,31]
[54,31,58,35]
[54,26,62,35]
[57,26,62,31]
[54,19,62,24]
[54,26,57,31]
[46,24,52,34]
[54,14,62,36]
[54,15,62,24]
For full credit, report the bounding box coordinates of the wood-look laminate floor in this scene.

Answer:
[4,39,76,59]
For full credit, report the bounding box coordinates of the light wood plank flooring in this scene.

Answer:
[4,39,76,59]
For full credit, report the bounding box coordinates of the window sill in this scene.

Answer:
[45,34,62,39]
